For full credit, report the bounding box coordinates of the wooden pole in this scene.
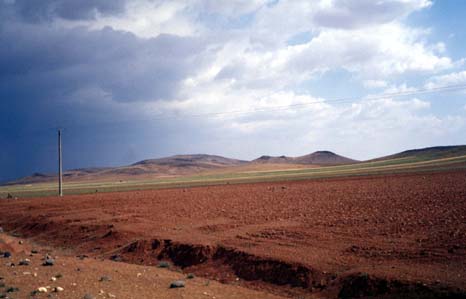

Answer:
[58,129,63,197]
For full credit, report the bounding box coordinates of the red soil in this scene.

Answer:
[1,170,466,298]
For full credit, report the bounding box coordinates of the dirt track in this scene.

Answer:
[1,170,466,298]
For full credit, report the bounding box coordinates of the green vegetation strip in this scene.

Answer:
[1,154,466,198]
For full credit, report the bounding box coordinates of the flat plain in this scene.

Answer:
[1,169,466,298]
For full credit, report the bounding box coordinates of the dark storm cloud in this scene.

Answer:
[8,0,127,22]
[0,23,205,103]
[0,1,210,181]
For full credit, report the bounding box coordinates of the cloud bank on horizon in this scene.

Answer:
[1,0,465,181]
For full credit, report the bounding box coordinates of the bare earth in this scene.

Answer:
[1,170,466,298]
[0,233,285,299]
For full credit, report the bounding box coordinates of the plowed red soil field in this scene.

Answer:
[1,170,466,298]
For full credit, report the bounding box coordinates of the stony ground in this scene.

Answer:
[1,170,466,298]
[0,233,285,299]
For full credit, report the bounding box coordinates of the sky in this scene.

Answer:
[1,0,466,182]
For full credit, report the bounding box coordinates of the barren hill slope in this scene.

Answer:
[294,150,357,165]
[6,154,247,185]
[253,151,357,165]
[372,145,466,161]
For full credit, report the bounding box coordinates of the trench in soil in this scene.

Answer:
[5,219,466,299]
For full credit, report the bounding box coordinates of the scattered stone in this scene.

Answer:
[51,277,57,281]
[19,259,30,266]
[53,287,64,292]
[18,240,23,245]
[110,255,122,262]
[170,280,185,288]
[6,287,19,293]
[186,273,195,279]
[99,276,111,282]
[3,252,11,258]
[158,261,170,268]
[43,258,55,266]
[30,290,39,296]
[37,287,48,293]
[31,249,39,254]
[84,293,96,299]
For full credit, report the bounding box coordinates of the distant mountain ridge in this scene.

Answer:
[134,154,246,167]
[5,145,466,185]
[5,154,248,185]
[372,145,466,161]
[253,151,357,165]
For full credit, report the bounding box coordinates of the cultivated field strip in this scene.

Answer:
[2,154,466,198]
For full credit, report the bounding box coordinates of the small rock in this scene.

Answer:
[99,276,111,282]
[53,287,64,292]
[37,287,48,293]
[170,280,185,288]
[31,249,39,254]
[6,287,19,293]
[186,273,195,279]
[110,255,122,262]
[19,259,30,266]
[158,261,170,268]
[18,240,23,245]
[43,259,55,266]
[51,277,57,281]
[3,252,11,258]
[83,294,95,299]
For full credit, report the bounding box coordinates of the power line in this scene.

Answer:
[7,83,466,137]
[107,83,466,121]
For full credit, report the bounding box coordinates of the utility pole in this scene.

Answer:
[58,129,63,197]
